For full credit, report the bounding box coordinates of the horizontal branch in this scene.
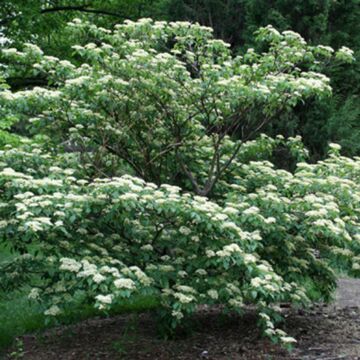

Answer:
[0,5,125,27]
[40,5,125,18]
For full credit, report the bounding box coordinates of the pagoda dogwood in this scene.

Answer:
[0,19,358,347]
[0,19,353,195]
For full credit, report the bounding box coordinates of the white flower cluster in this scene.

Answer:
[114,278,135,290]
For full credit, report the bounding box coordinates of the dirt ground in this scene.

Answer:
[3,279,360,360]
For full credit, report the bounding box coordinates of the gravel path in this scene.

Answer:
[335,278,360,309]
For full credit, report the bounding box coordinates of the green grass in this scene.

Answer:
[0,288,159,352]
[0,291,45,349]
[0,244,46,349]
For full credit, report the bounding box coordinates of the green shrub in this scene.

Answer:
[0,19,357,347]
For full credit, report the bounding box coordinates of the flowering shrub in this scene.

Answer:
[0,143,306,342]
[0,19,353,195]
[0,19,358,347]
[1,141,360,346]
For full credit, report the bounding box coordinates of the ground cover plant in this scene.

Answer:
[0,18,358,350]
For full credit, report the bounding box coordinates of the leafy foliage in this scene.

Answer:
[1,19,352,195]
[1,1,359,159]
[0,1,167,52]
[0,20,359,348]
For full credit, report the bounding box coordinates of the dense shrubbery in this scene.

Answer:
[0,19,359,348]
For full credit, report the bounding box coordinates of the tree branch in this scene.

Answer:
[0,5,125,27]
[40,6,125,18]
